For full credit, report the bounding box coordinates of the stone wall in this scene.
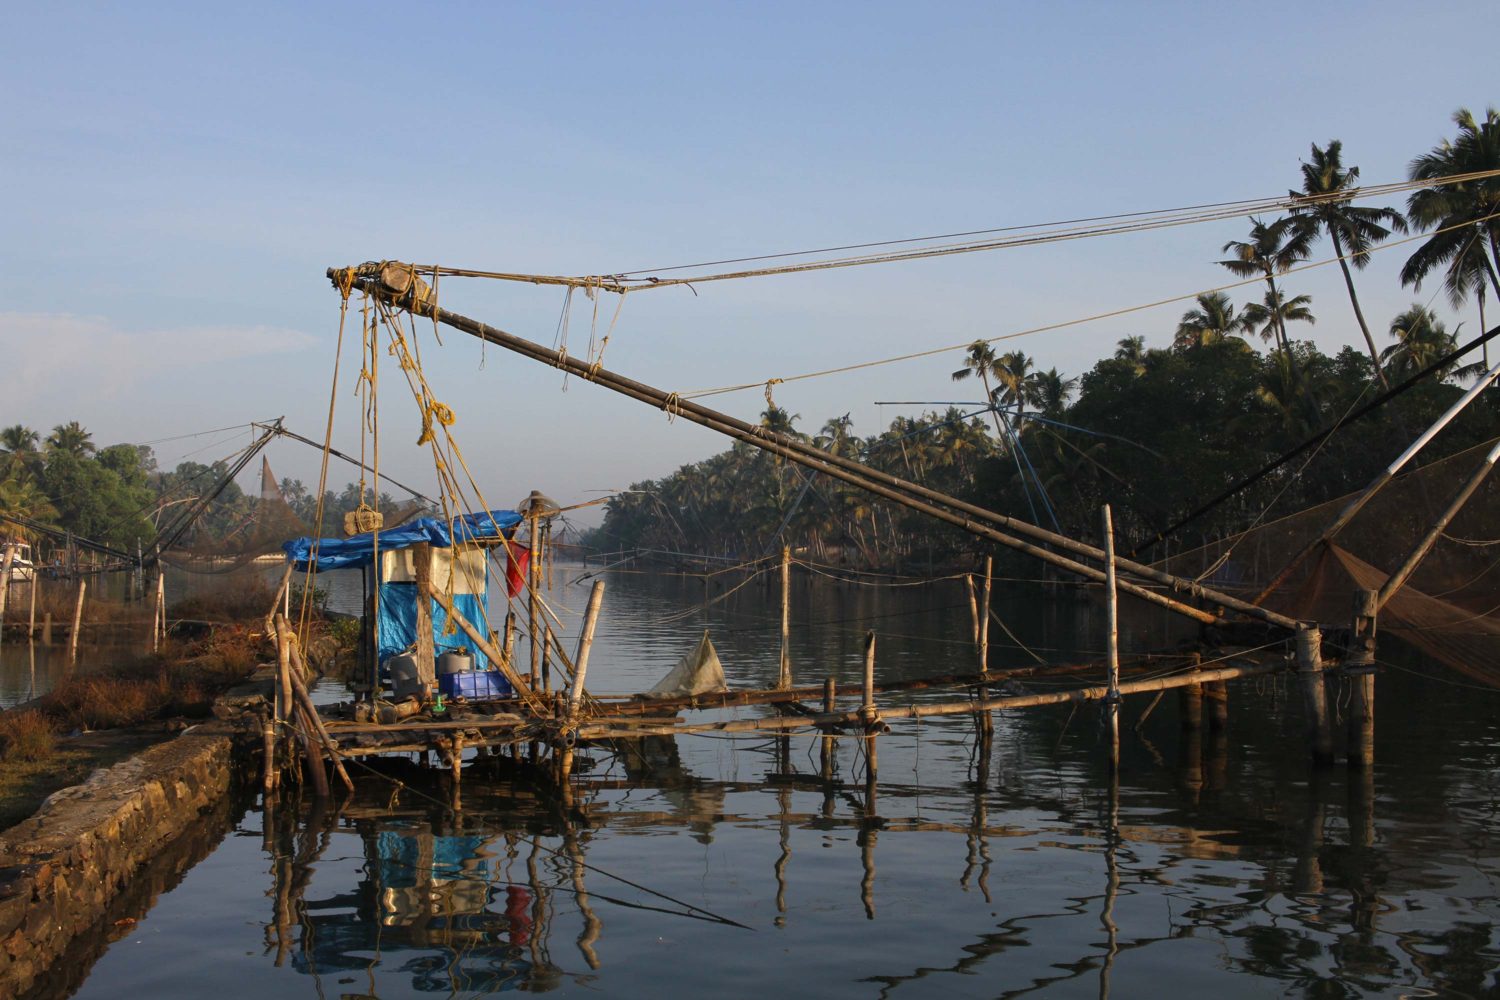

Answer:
[0,721,247,997]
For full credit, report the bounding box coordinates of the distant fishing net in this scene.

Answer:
[166,457,428,575]
[1164,437,1500,686]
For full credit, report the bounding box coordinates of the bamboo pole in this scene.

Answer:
[68,578,86,669]
[154,572,165,649]
[281,618,354,793]
[821,676,837,780]
[978,556,992,673]
[569,580,606,719]
[27,565,37,638]
[412,543,436,696]
[343,273,1299,632]
[579,658,1283,740]
[976,556,994,737]
[1102,506,1120,771]
[861,631,879,813]
[542,624,554,694]
[778,545,792,690]
[428,589,544,712]
[42,612,52,646]
[528,507,541,686]
[965,575,980,647]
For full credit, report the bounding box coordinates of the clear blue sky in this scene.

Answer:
[3,1,1496,521]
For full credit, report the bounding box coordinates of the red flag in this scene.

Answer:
[505,544,530,598]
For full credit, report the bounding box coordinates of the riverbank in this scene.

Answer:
[0,713,255,997]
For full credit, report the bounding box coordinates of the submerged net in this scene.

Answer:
[1163,437,1500,686]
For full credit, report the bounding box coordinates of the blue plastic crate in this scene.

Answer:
[438,670,514,701]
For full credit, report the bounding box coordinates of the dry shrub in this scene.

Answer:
[0,710,58,762]
[168,577,275,622]
[47,675,168,731]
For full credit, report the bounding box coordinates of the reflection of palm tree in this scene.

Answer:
[46,421,94,457]
[1220,216,1315,355]
[1381,305,1462,379]
[1174,293,1246,351]
[1402,107,1500,306]
[1239,290,1316,346]
[1290,140,1407,380]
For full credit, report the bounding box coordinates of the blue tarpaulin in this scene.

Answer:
[281,509,523,572]
[281,508,521,680]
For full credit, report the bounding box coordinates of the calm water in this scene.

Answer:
[21,563,1500,998]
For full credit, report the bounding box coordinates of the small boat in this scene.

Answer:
[4,541,36,583]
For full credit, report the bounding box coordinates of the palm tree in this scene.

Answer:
[1219,216,1316,355]
[1174,292,1247,350]
[1239,289,1316,346]
[1,425,40,480]
[991,351,1046,425]
[45,421,94,457]
[1290,140,1408,382]
[1113,336,1149,376]
[1381,305,1462,379]
[1034,368,1077,417]
[952,340,1013,445]
[1402,107,1500,307]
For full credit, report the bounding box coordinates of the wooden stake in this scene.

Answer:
[1101,506,1120,771]
[27,568,37,639]
[1296,625,1333,765]
[569,580,606,719]
[412,542,436,697]
[281,618,354,793]
[778,545,792,690]
[154,572,165,649]
[542,624,554,693]
[68,578,86,669]
[821,676,837,780]
[42,611,52,646]
[1179,652,1204,730]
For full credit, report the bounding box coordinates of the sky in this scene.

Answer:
[3,1,1497,525]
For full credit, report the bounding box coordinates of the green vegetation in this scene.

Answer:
[595,108,1500,568]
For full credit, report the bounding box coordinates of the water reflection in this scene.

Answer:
[46,568,1500,998]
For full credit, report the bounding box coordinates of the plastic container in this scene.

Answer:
[387,652,424,700]
[437,650,474,675]
[439,670,513,701]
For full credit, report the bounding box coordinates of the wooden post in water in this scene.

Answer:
[27,568,37,639]
[1179,652,1204,730]
[569,581,606,719]
[976,556,994,738]
[1346,589,1377,769]
[1296,624,1334,765]
[1101,506,1121,772]
[0,545,14,638]
[68,578,86,669]
[861,631,879,812]
[1205,679,1229,731]
[42,612,52,646]
[778,545,792,690]
[821,677,837,780]
[412,543,436,697]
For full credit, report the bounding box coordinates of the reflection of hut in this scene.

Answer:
[282,509,525,697]
[293,821,535,992]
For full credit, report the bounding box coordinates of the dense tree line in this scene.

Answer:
[593,109,1500,569]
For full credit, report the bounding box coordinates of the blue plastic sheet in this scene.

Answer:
[282,509,523,572]
[377,580,493,669]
